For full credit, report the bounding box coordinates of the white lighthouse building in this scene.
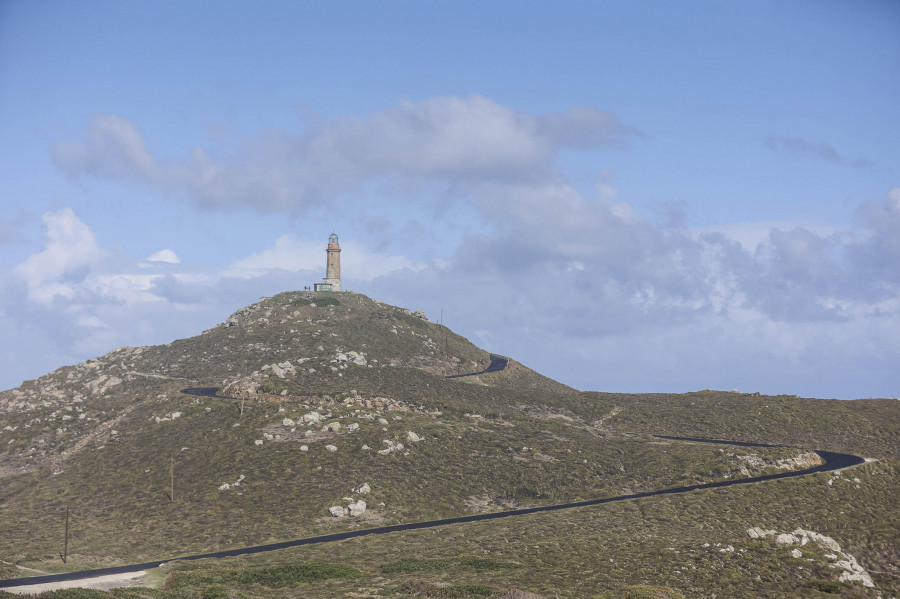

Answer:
[314,233,342,292]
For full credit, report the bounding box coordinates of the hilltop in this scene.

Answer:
[0,290,897,598]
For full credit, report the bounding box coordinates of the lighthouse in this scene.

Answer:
[314,233,342,292]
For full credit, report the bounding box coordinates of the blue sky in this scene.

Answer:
[1,0,898,398]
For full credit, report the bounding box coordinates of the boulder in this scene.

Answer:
[325,444,337,452]
[406,431,421,442]
[282,418,295,427]
[355,483,371,494]
[254,439,264,446]
[775,533,798,546]
[328,506,346,517]
[302,411,322,424]
[348,499,367,517]
[346,351,367,366]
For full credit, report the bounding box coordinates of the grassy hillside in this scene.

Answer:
[0,290,897,598]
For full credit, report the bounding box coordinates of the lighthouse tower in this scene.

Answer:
[314,233,342,292]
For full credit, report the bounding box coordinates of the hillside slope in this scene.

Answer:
[0,290,897,597]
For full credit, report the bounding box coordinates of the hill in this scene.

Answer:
[0,290,897,598]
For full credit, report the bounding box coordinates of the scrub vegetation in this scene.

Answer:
[0,291,896,597]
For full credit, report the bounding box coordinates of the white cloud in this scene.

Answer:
[51,96,640,213]
[145,249,181,264]
[13,208,107,305]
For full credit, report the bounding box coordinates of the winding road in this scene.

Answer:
[445,354,509,378]
[0,352,866,590]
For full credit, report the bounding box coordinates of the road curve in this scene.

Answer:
[0,433,864,590]
[445,354,509,378]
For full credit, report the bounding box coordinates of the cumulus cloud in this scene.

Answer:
[764,136,872,168]
[13,208,108,305]
[360,188,900,398]
[52,96,640,213]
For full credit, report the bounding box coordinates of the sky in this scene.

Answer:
[1,0,898,399]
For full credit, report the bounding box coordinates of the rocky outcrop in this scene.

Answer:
[263,361,296,379]
[378,439,405,455]
[737,451,823,471]
[747,526,875,589]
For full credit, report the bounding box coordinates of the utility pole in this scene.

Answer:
[170,458,174,502]
[61,505,69,563]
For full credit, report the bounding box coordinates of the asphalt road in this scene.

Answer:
[0,434,864,589]
[445,354,509,378]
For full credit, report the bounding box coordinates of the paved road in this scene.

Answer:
[445,354,509,378]
[0,433,864,590]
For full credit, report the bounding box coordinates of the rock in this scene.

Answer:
[170,412,182,419]
[254,439,264,446]
[346,423,359,431]
[348,499,367,517]
[282,418,295,427]
[329,506,346,517]
[346,351,367,366]
[378,440,405,455]
[263,433,274,441]
[791,548,803,558]
[300,445,308,451]
[746,527,776,539]
[302,411,322,424]
[775,533,798,546]
[354,483,371,494]
[406,431,421,442]
[794,528,841,552]
[325,444,337,452]
[361,444,370,450]
[269,361,296,378]
[412,309,427,320]
[378,417,389,425]
[323,422,341,432]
